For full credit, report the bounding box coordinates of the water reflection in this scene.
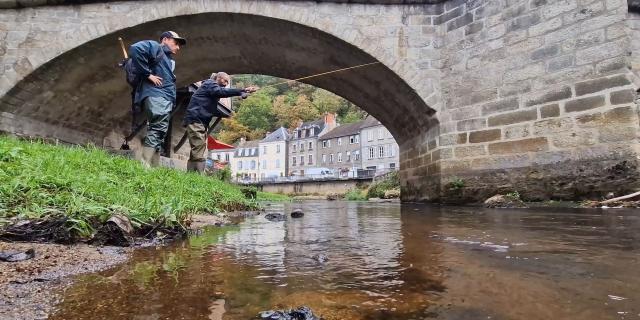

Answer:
[50,202,640,320]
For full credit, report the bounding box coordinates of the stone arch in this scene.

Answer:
[0,2,442,147]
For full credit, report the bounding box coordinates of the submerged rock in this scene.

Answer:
[326,193,339,201]
[484,194,528,208]
[258,306,322,320]
[312,253,329,264]
[265,213,287,222]
[290,210,304,218]
[0,248,35,262]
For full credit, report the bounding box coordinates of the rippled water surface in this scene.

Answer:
[51,201,640,320]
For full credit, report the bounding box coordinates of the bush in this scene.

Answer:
[367,171,400,199]
[344,188,367,201]
[212,167,232,182]
[383,189,400,199]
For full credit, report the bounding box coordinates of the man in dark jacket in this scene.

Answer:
[129,31,186,167]
[183,72,258,172]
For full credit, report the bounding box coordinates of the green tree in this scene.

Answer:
[311,89,342,114]
[234,90,276,131]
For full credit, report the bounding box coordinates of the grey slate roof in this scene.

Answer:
[291,119,325,140]
[261,127,289,143]
[359,116,382,129]
[319,120,365,140]
[235,140,260,157]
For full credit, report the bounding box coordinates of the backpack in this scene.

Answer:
[120,48,165,90]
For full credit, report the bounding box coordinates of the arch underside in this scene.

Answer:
[0,13,436,146]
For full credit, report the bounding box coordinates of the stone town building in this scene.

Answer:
[231,138,260,181]
[259,127,289,180]
[288,114,337,176]
[318,120,363,177]
[360,117,400,171]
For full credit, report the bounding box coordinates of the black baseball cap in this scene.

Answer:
[160,31,186,45]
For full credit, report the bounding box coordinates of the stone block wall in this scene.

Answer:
[401,0,640,202]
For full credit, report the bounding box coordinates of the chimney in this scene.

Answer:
[324,113,337,130]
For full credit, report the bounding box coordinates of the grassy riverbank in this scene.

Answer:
[0,136,261,240]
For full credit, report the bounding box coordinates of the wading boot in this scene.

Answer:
[187,160,205,174]
[140,146,157,168]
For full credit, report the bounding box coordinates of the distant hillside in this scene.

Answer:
[214,74,367,144]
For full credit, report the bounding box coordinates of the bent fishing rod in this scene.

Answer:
[260,61,381,89]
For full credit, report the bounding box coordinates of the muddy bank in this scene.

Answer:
[0,242,131,320]
[0,212,259,320]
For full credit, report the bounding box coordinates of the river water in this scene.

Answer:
[50,201,640,320]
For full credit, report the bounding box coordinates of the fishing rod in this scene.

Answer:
[260,61,381,89]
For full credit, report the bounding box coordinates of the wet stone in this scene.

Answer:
[265,213,287,222]
[291,210,304,218]
[258,306,322,320]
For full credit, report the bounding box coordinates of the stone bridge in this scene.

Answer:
[1,0,640,203]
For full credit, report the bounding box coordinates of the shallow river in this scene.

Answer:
[51,201,640,320]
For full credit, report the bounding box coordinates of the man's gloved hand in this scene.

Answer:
[244,86,259,93]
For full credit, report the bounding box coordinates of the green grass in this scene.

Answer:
[0,135,258,238]
[344,188,368,201]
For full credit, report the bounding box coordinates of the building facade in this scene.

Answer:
[231,138,260,181]
[360,117,399,171]
[259,127,289,180]
[208,137,235,168]
[318,121,363,177]
[287,113,337,176]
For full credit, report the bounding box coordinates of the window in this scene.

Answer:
[338,138,342,145]
[369,147,374,159]
[238,161,243,170]
[305,129,310,137]
[225,153,230,162]
[262,160,267,169]
[277,144,281,153]
[355,135,360,143]
[367,130,373,141]
[308,154,313,165]
[350,136,355,144]
[263,146,267,154]
[328,140,331,148]
[293,144,297,152]
[322,154,326,163]
[300,143,304,151]
[322,140,327,148]
[308,141,313,150]
[379,146,384,158]
[355,150,360,161]
[300,155,304,165]
[378,128,384,140]
[292,157,297,166]
[276,159,280,168]
[338,152,342,163]
[251,160,256,169]
[296,131,301,139]
[346,151,351,162]
[216,154,221,161]
[391,145,396,157]
[329,154,334,163]
[390,163,396,169]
